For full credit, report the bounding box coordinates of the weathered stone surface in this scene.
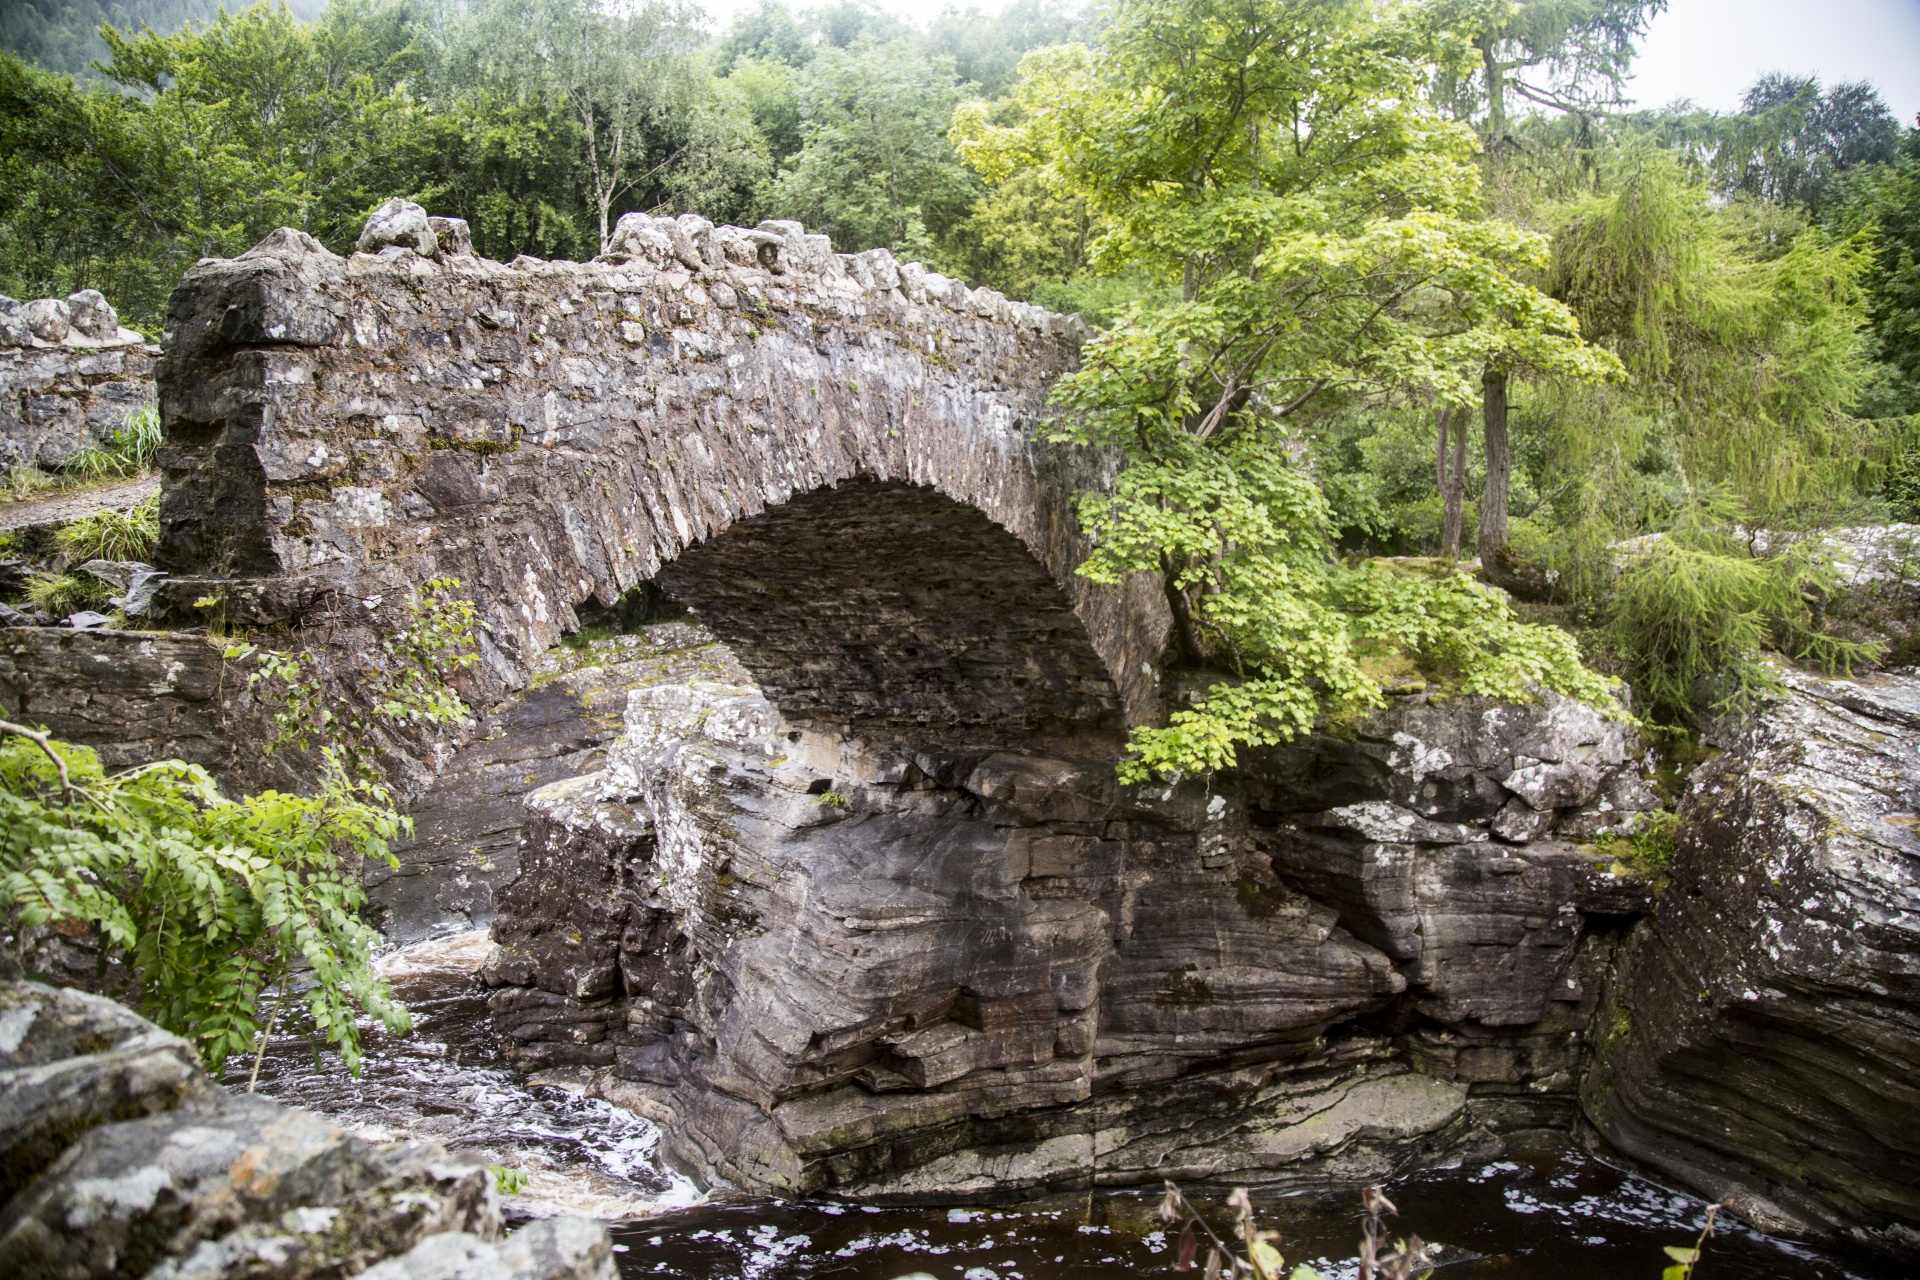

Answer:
[24,299,69,345]
[1583,668,1920,1261]
[0,1091,498,1280]
[366,622,728,941]
[353,1217,617,1280]
[66,291,119,342]
[0,982,207,1203]
[427,216,473,258]
[0,338,157,469]
[152,217,1168,736]
[0,627,293,794]
[1222,690,1661,1133]
[482,628,1489,1201]
[357,199,438,257]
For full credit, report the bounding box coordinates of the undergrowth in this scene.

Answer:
[54,496,159,562]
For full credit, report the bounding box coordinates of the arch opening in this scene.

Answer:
[653,479,1127,754]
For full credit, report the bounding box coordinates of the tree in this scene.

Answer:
[1426,0,1666,569]
[1435,0,1667,157]
[1548,148,1878,515]
[772,38,977,257]
[1705,75,1902,214]
[957,0,1619,779]
[442,0,703,254]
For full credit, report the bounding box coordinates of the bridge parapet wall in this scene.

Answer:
[154,218,1168,735]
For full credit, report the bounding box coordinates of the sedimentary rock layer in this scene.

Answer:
[1583,669,1920,1262]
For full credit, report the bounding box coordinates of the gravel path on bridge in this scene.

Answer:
[0,475,157,530]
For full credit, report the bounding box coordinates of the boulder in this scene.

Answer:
[0,982,207,1203]
[356,199,438,257]
[0,297,30,347]
[427,216,472,257]
[65,290,119,342]
[355,1217,617,1280]
[23,299,70,344]
[0,1091,498,1280]
[1582,668,1920,1262]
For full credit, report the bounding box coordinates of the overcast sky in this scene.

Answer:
[696,0,1920,124]
[1628,0,1920,122]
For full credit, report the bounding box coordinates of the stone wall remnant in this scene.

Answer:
[0,290,157,470]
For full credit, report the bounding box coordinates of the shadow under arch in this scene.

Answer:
[653,478,1127,754]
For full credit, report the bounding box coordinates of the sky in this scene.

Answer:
[1628,0,1920,123]
[695,0,1920,125]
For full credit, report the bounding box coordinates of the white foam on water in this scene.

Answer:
[249,927,703,1223]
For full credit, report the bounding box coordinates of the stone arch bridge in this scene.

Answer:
[154,215,1169,749]
[138,214,1664,1209]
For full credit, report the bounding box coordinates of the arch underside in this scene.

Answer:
[655,480,1126,751]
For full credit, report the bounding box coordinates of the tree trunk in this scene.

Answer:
[1479,37,1507,161]
[1436,405,1468,559]
[1477,366,1510,565]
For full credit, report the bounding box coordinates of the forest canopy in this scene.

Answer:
[3,0,1917,770]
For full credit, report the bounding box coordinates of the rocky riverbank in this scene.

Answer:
[0,978,621,1280]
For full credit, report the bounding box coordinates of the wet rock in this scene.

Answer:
[1582,668,1920,1262]
[0,1091,497,1280]
[356,199,438,257]
[0,982,207,1203]
[354,1217,616,1280]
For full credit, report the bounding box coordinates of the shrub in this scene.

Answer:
[63,404,162,483]
[0,728,411,1074]
[24,570,112,618]
[1604,519,1882,726]
[1887,443,1920,523]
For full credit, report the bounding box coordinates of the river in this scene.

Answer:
[232,931,1898,1280]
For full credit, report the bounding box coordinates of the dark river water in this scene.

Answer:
[234,932,1899,1280]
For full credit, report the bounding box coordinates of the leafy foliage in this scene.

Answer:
[0,730,409,1072]
[24,569,111,617]
[1604,512,1883,725]
[770,38,979,260]
[226,577,478,782]
[961,0,1620,779]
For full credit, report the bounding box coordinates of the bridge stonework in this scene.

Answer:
[154,222,1168,744]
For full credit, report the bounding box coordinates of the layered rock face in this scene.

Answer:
[481,626,1665,1201]
[0,979,615,1280]
[1245,692,1660,1130]
[1583,669,1920,1262]
[0,290,156,470]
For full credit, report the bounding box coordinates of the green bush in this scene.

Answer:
[64,405,162,483]
[1887,444,1920,523]
[0,730,411,1073]
[1604,519,1882,725]
[24,570,111,617]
